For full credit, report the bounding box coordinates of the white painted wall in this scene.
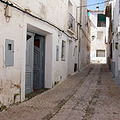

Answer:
[110,0,120,78]
[106,17,109,60]
[0,0,81,108]
[78,0,90,70]
[90,10,107,63]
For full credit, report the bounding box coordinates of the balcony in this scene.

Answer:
[68,13,75,34]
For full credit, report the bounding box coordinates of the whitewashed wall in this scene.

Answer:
[90,11,107,63]
[78,0,90,70]
[0,0,80,109]
[111,0,120,78]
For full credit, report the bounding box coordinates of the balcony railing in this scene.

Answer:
[68,13,75,32]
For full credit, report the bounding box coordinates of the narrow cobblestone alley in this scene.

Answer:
[0,64,120,120]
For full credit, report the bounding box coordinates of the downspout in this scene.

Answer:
[78,0,82,71]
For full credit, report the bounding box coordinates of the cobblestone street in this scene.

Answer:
[0,64,120,120]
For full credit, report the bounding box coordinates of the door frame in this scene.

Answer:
[25,32,46,95]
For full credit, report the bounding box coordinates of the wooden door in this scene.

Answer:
[25,32,34,94]
[33,35,45,90]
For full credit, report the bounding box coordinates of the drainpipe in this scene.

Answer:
[77,0,82,71]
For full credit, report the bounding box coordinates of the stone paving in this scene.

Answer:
[0,64,120,120]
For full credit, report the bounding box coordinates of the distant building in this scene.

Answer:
[105,0,120,86]
[89,7,107,63]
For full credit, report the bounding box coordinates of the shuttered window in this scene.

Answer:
[96,50,105,57]
[97,14,106,27]
[61,41,66,60]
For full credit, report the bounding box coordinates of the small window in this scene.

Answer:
[56,45,59,61]
[8,44,12,50]
[96,50,105,57]
[97,31,103,40]
[34,39,40,48]
[68,0,75,32]
[61,41,66,60]
[110,43,113,59]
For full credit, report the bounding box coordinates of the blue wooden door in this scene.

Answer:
[25,32,34,94]
[33,35,45,90]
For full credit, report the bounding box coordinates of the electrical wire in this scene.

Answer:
[0,0,75,39]
[0,0,92,42]
[77,0,113,8]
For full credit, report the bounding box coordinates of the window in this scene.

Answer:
[97,31,103,39]
[115,42,118,49]
[61,41,66,60]
[56,45,59,61]
[97,14,106,27]
[96,50,105,57]
[68,13,75,32]
[68,0,75,32]
[110,43,113,59]
[34,39,40,48]
[8,44,12,50]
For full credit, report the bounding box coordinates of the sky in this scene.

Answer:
[87,0,105,10]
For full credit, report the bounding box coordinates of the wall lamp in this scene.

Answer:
[92,35,95,41]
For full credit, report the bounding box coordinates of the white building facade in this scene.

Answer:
[78,0,91,69]
[89,9,107,63]
[105,0,120,86]
[0,0,89,109]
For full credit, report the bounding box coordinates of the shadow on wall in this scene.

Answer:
[91,20,98,29]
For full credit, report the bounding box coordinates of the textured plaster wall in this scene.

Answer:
[0,0,80,109]
[0,4,24,109]
[9,0,78,32]
[111,0,120,79]
[79,0,90,70]
[90,11,107,63]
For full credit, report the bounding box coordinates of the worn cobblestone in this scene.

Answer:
[0,64,120,120]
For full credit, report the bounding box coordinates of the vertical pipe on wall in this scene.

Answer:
[78,0,82,71]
